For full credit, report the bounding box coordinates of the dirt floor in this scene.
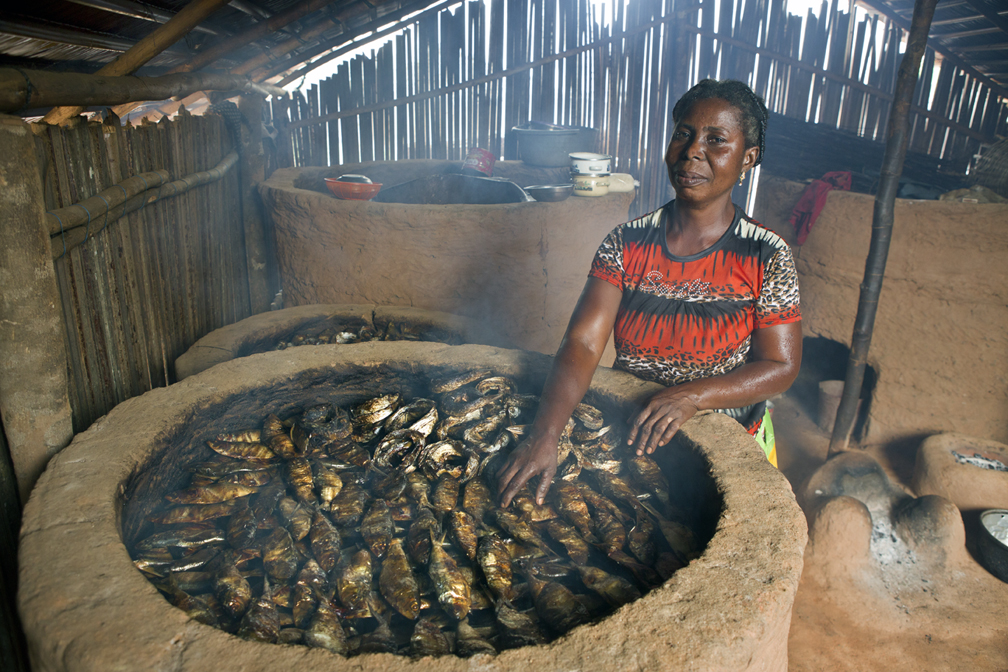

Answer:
[774,391,1008,671]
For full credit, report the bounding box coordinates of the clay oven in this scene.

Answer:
[175,304,512,380]
[20,343,806,671]
[258,160,637,356]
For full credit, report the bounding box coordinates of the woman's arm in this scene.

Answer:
[627,320,802,455]
[496,277,623,506]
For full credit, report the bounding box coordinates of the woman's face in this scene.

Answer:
[665,97,759,205]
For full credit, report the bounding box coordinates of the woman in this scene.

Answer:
[497,79,802,507]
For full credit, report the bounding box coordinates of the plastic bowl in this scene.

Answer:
[336,173,372,183]
[525,184,574,202]
[325,178,382,200]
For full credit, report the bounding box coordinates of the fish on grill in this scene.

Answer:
[361,499,395,558]
[336,549,373,617]
[238,575,280,643]
[428,531,471,621]
[379,538,420,620]
[136,377,701,661]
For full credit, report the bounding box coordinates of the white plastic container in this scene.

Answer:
[570,152,612,175]
[573,173,610,197]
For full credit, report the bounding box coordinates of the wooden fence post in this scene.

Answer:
[828,0,939,453]
[0,115,74,503]
[238,95,274,314]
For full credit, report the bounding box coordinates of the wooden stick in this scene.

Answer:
[231,17,339,77]
[172,0,335,74]
[48,151,239,257]
[1,69,284,114]
[44,168,170,236]
[42,0,233,125]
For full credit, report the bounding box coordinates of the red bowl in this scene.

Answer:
[324,178,382,200]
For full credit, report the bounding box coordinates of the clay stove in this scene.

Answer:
[20,343,806,671]
[258,160,637,356]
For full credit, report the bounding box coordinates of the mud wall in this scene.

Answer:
[259,161,635,359]
[754,177,1008,444]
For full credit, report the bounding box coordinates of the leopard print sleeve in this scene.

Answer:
[588,225,625,289]
[755,245,801,328]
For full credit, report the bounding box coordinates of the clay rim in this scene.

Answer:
[174,304,514,382]
[20,343,807,671]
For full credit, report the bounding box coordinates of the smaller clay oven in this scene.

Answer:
[20,344,806,672]
[175,304,509,380]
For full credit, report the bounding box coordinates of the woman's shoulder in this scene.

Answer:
[607,202,668,247]
[731,210,789,252]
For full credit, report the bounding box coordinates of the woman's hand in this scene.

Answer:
[627,386,700,455]
[495,435,559,507]
[625,321,803,455]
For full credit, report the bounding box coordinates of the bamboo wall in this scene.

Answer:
[34,112,250,433]
[273,0,1006,215]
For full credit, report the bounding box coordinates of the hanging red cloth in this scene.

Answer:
[789,171,852,245]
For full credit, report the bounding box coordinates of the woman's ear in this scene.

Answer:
[743,145,759,170]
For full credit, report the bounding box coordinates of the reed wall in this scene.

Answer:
[272,0,1006,216]
[34,112,250,433]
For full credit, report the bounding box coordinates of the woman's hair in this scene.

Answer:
[671,79,768,166]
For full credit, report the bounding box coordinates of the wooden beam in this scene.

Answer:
[960,0,1008,36]
[830,0,939,453]
[230,0,273,22]
[230,16,341,76]
[172,0,336,74]
[43,0,233,125]
[269,0,454,86]
[65,0,220,35]
[237,95,273,314]
[953,42,1008,52]
[929,13,985,27]
[0,18,189,56]
[241,0,427,80]
[0,69,284,114]
[932,25,1001,39]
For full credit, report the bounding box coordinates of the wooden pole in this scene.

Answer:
[230,17,340,76]
[828,0,939,454]
[237,95,273,314]
[172,0,336,74]
[42,0,232,125]
[0,69,284,114]
[48,151,240,257]
[0,115,74,501]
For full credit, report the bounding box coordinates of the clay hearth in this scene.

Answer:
[258,160,636,358]
[20,344,806,671]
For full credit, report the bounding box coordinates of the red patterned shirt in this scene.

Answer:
[589,203,801,430]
